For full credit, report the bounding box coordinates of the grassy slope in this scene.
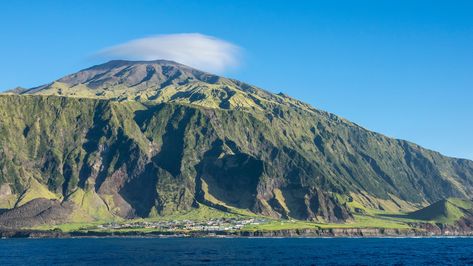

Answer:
[31,197,473,233]
[1,94,473,233]
[21,62,473,206]
[37,204,415,232]
[406,198,473,224]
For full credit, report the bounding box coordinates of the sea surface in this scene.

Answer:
[1,237,473,265]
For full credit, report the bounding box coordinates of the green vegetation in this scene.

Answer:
[134,204,244,222]
[407,198,473,224]
[16,178,60,207]
[33,222,104,232]
[68,188,117,221]
[1,60,473,232]
[243,220,319,231]
[26,197,473,233]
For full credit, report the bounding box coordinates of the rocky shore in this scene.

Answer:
[2,226,473,239]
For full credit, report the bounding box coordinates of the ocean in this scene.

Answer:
[1,237,472,265]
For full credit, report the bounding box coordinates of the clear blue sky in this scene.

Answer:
[1,0,472,159]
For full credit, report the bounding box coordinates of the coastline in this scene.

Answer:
[2,227,473,239]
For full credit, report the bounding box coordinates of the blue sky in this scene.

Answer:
[1,0,472,159]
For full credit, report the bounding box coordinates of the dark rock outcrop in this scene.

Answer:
[0,198,73,228]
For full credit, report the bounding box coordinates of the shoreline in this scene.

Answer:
[2,227,473,239]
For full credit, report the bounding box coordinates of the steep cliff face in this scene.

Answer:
[1,60,473,227]
[0,95,352,222]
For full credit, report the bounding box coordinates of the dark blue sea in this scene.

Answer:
[1,237,473,265]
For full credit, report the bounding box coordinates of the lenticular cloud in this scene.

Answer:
[97,33,241,73]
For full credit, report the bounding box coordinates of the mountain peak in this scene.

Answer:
[83,59,197,73]
[58,59,220,88]
[14,60,316,113]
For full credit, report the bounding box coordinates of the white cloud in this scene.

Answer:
[97,33,241,73]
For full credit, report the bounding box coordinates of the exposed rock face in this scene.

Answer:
[0,198,73,228]
[21,60,313,113]
[0,60,472,226]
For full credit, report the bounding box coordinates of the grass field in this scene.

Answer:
[27,198,473,234]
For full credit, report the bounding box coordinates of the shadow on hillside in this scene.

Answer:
[378,213,417,220]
